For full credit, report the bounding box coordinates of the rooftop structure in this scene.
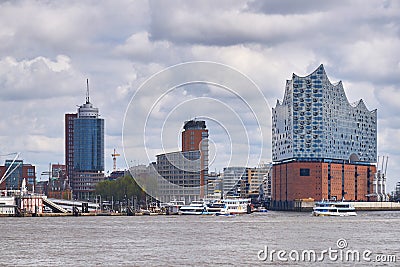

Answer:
[272,64,377,164]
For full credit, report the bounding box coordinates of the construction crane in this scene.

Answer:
[111,149,120,171]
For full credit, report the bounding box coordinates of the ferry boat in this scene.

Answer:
[219,198,252,215]
[312,201,357,216]
[205,200,226,215]
[179,201,207,215]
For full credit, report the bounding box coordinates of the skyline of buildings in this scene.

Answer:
[1,64,396,204]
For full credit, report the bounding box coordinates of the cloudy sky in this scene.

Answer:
[0,0,399,191]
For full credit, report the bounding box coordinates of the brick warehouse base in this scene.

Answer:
[272,161,376,210]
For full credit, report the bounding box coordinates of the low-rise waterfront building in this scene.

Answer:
[222,167,247,197]
[0,196,16,216]
[395,181,400,202]
[47,164,72,200]
[205,171,222,199]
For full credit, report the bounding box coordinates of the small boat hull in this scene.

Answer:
[313,211,357,217]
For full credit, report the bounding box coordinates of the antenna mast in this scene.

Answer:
[86,78,90,104]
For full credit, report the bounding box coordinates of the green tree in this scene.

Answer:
[95,174,145,202]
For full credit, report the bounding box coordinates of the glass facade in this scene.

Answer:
[73,118,104,172]
[222,166,247,196]
[5,160,23,190]
[272,64,377,163]
[156,150,202,204]
[68,89,105,200]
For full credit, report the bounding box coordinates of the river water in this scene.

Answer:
[1,211,399,266]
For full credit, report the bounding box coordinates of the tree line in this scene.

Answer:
[95,174,146,203]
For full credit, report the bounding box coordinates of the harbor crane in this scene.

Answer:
[371,155,389,201]
[111,149,120,171]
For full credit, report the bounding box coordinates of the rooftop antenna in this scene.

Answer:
[86,78,90,104]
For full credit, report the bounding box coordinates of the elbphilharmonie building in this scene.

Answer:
[273,64,377,163]
[272,65,377,209]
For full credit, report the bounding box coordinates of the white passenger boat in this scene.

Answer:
[179,201,207,215]
[312,201,357,216]
[205,200,226,215]
[219,198,252,215]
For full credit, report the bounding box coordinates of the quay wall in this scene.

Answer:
[352,202,400,211]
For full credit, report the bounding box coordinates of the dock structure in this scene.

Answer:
[42,197,68,213]
[0,190,102,216]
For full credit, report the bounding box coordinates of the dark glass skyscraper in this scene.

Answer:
[73,116,104,172]
[66,80,105,200]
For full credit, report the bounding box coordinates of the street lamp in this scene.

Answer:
[95,194,102,212]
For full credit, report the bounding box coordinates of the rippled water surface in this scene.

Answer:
[1,211,399,266]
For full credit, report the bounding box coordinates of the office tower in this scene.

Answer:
[65,113,77,180]
[272,65,377,209]
[156,119,209,203]
[181,120,209,197]
[65,80,104,200]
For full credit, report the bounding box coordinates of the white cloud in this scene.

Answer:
[0,55,82,100]
[0,0,399,191]
[114,32,172,62]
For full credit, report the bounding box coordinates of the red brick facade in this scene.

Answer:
[272,161,375,206]
[181,122,208,198]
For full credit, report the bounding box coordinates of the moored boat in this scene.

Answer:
[205,200,226,215]
[161,200,185,215]
[219,198,252,215]
[179,201,207,215]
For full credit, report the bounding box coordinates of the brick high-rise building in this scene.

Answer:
[272,65,377,209]
[156,119,209,203]
[182,120,208,198]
